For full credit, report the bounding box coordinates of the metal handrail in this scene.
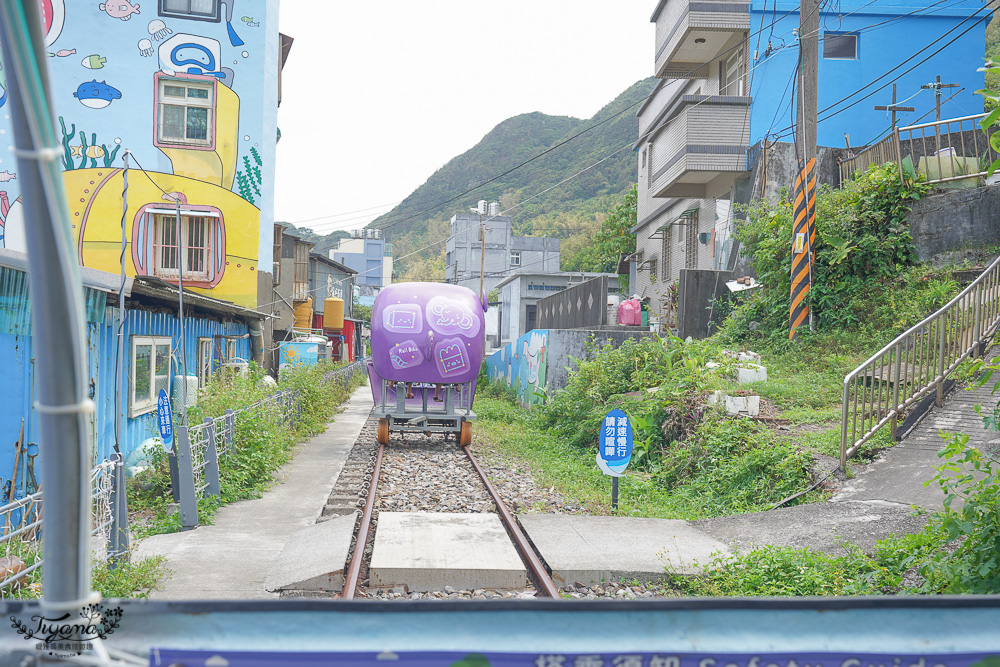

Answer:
[840,255,1000,468]
[896,113,995,186]
[899,113,988,132]
[840,132,900,183]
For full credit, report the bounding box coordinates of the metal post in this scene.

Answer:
[890,346,902,441]
[224,408,235,455]
[174,200,190,425]
[203,418,221,498]
[108,454,129,563]
[936,314,947,407]
[168,451,181,503]
[611,477,619,513]
[173,426,200,530]
[0,1,94,608]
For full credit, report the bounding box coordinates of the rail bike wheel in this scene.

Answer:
[377,418,389,445]
[459,420,472,447]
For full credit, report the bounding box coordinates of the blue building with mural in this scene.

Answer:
[0,1,284,497]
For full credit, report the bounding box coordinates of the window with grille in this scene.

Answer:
[685,213,699,269]
[130,336,171,417]
[153,213,214,281]
[158,0,221,20]
[661,230,671,281]
[157,77,214,146]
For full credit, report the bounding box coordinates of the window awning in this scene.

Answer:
[648,207,698,239]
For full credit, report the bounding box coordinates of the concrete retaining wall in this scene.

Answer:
[907,183,1000,261]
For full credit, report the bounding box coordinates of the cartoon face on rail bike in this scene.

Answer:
[390,340,424,370]
[425,296,480,338]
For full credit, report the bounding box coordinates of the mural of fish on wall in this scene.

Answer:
[73,80,122,109]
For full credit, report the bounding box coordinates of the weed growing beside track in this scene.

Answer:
[128,362,366,537]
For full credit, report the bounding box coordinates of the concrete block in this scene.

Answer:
[708,391,759,416]
[264,513,357,592]
[370,512,527,592]
[736,364,768,384]
[518,515,733,587]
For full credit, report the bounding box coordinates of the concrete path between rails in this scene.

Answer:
[134,385,373,599]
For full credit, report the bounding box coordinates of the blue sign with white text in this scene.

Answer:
[157,389,173,447]
[596,408,632,477]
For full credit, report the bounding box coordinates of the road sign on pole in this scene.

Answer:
[596,408,633,511]
[157,389,174,449]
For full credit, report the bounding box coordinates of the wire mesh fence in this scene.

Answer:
[0,457,120,594]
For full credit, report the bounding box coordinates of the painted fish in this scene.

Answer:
[85,145,106,159]
[73,80,122,109]
[99,1,140,20]
[81,54,106,69]
[70,145,82,158]
[0,171,15,182]
[55,48,76,57]
[241,16,253,22]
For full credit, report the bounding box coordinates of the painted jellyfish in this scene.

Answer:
[137,39,153,57]
[148,19,171,41]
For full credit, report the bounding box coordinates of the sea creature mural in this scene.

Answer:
[58,117,120,169]
[147,19,171,41]
[137,39,153,57]
[81,54,106,69]
[0,191,9,245]
[240,16,259,27]
[73,80,121,109]
[235,147,262,205]
[0,172,15,183]
[1,196,25,252]
[54,48,76,57]
[100,1,140,21]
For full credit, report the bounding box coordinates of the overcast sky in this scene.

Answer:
[274,1,654,235]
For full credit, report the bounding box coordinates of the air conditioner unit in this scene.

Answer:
[222,361,250,377]
[172,375,199,408]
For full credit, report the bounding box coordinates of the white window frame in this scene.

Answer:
[130,336,172,418]
[157,77,214,147]
[197,337,213,388]
[720,47,745,96]
[510,251,521,267]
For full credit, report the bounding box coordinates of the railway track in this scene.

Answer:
[334,413,560,599]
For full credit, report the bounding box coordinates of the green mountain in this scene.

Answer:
[368,77,657,279]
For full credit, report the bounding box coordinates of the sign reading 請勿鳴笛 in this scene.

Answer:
[596,408,632,477]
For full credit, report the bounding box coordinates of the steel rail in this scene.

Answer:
[462,445,561,598]
[340,441,384,600]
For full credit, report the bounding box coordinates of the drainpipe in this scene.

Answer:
[0,0,95,609]
[248,318,264,365]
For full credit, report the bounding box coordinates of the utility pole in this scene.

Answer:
[921,75,959,151]
[874,84,915,130]
[790,0,820,339]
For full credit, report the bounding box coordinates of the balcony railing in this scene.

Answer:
[653,0,750,78]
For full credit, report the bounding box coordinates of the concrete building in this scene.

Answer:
[269,225,314,369]
[496,272,621,346]
[331,230,393,288]
[632,0,993,324]
[309,254,356,321]
[446,213,561,296]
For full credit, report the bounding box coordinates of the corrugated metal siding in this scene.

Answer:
[92,308,252,463]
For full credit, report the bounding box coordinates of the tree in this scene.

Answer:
[592,184,637,273]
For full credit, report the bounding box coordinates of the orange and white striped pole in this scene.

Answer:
[789,158,816,339]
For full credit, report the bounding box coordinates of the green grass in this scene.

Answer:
[475,395,820,519]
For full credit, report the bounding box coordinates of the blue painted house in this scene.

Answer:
[0,248,258,499]
[632,0,992,319]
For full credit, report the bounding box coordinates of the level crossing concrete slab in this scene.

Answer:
[369,512,527,591]
[264,512,358,593]
[134,385,373,599]
[517,514,732,587]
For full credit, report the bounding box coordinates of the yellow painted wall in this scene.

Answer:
[158,83,241,190]
[65,167,260,309]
